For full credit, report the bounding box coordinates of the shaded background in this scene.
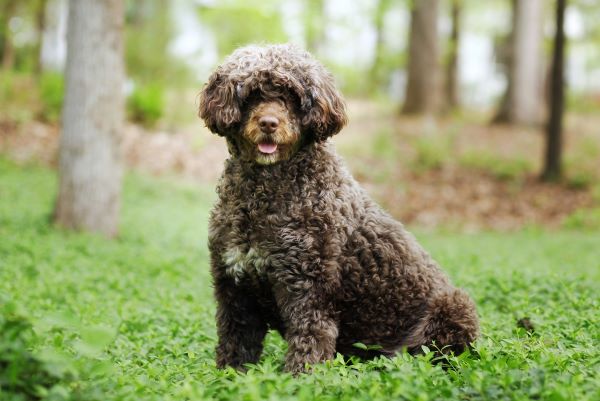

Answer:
[1,0,599,231]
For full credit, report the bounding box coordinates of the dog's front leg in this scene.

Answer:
[213,275,267,370]
[273,280,339,374]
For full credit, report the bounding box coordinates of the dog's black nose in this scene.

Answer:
[258,116,279,133]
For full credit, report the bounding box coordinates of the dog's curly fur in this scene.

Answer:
[199,44,479,374]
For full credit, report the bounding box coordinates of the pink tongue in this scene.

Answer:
[258,143,278,154]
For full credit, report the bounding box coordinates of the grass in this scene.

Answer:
[1,158,599,400]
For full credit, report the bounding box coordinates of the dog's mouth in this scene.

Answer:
[257,142,278,154]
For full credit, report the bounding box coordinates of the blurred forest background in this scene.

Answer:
[1,0,600,232]
[2,2,600,399]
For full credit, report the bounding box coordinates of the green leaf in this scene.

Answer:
[37,310,79,331]
[73,325,116,357]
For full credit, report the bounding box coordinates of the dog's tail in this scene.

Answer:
[402,288,479,355]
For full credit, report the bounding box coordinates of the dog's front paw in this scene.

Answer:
[283,337,336,375]
[284,355,312,375]
[215,339,263,371]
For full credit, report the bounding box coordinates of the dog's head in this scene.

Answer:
[199,44,347,165]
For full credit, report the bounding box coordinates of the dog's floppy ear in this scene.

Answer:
[199,72,241,136]
[302,72,348,141]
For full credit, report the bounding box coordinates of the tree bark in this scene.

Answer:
[492,0,517,123]
[444,0,461,111]
[54,0,125,237]
[34,0,48,75]
[39,0,68,73]
[1,0,18,71]
[402,0,439,115]
[493,0,543,125]
[541,0,566,181]
[369,0,391,93]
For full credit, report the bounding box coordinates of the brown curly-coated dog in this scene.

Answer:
[199,44,479,374]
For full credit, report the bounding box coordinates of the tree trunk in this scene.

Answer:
[493,0,543,125]
[54,0,125,237]
[444,0,461,111]
[402,0,439,115]
[541,0,566,181]
[369,0,391,93]
[40,0,68,73]
[34,0,48,75]
[492,0,517,123]
[1,0,18,71]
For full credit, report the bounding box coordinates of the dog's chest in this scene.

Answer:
[215,171,314,284]
[222,245,271,283]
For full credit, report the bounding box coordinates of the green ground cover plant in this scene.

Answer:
[458,151,532,182]
[0,158,599,400]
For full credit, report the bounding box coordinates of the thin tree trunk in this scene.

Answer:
[492,0,517,123]
[34,0,48,75]
[511,0,543,124]
[493,0,543,125]
[402,0,439,115]
[39,0,69,73]
[541,0,566,181]
[54,0,125,237]
[1,1,18,71]
[369,0,391,93]
[444,0,461,111]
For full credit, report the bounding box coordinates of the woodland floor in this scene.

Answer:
[1,99,599,231]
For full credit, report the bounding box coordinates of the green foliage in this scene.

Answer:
[1,158,599,400]
[127,83,164,127]
[562,207,600,230]
[0,72,39,122]
[38,72,64,123]
[567,92,600,115]
[371,128,397,160]
[566,170,596,190]
[0,304,62,400]
[125,0,191,87]
[459,151,532,181]
[304,0,326,54]
[329,63,387,97]
[0,300,125,401]
[410,134,454,173]
[0,71,63,124]
[198,2,287,58]
[565,137,600,189]
[367,0,405,97]
[367,48,405,97]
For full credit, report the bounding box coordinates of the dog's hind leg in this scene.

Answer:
[402,289,479,355]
